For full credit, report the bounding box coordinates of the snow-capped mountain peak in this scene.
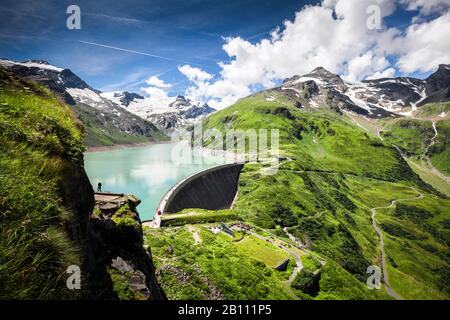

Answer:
[0,59,64,72]
[283,66,348,95]
[279,64,450,118]
[0,58,99,105]
[0,58,164,142]
[169,95,193,110]
[99,92,216,132]
[100,91,145,107]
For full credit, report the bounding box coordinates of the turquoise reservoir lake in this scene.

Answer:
[84,143,226,221]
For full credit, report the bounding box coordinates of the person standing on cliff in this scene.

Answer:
[97,182,102,192]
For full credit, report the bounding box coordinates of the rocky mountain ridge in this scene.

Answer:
[279,64,450,118]
[0,59,166,147]
[101,93,216,133]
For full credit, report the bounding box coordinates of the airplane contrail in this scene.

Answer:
[245,30,271,41]
[79,40,198,65]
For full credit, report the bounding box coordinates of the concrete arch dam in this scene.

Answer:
[162,163,244,214]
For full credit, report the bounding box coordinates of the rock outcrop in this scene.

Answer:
[84,193,165,300]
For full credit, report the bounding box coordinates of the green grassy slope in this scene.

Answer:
[74,103,168,148]
[145,224,387,300]
[234,234,290,268]
[379,105,449,175]
[190,90,448,299]
[0,67,88,298]
[366,102,449,196]
[203,91,419,182]
[145,226,293,299]
[430,120,450,174]
[413,102,450,118]
[379,118,435,155]
[406,158,450,196]
[376,195,450,299]
[292,259,390,300]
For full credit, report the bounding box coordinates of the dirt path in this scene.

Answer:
[285,247,303,285]
[283,227,306,248]
[187,225,201,244]
[259,157,293,175]
[249,231,303,284]
[370,188,424,300]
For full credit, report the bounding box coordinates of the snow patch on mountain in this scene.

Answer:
[0,58,164,143]
[279,65,450,118]
[0,59,63,72]
[291,76,326,86]
[67,88,104,107]
[345,85,374,113]
[100,93,216,132]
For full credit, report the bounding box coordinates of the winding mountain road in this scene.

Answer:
[370,188,424,300]
[249,231,303,285]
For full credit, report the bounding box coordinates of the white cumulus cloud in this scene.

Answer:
[178,65,213,83]
[145,75,172,88]
[400,0,450,15]
[139,75,175,108]
[177,0,450,110]
[139,86,173,107]
[392,11,450,73]
[365,67,396,80]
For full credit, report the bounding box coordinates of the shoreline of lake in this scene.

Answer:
[86,140,171,153]
[83,142,229,221]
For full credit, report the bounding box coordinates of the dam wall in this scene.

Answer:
[161,163,244,214]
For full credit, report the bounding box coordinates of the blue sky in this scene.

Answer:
[0,0,449,108]
[0,0,315,93]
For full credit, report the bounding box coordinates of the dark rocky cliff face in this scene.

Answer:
[420,64,450,105]
[84,194,165,300]
[4,63,95,105]
[0,65,163,299]
[183,103,216,119]
[116,91,145,106]
[35,105,164,300]
[36,150,164,299]
[58,160,95,244]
